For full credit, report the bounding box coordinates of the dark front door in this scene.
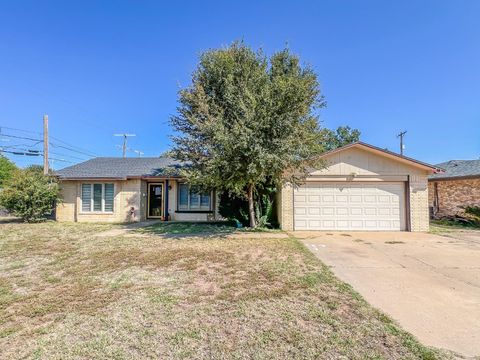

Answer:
[148,183,163,218]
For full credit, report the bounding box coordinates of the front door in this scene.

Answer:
[148,183,163,218]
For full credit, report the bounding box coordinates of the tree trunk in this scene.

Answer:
[247,183,256,228]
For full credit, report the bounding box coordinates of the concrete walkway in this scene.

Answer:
[294,230,480,357]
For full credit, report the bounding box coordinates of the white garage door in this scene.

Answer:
[294,182,406,231]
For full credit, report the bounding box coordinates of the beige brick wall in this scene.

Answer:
[409,175,429,232]
[56,182,77,221]
[56,180,143,223]
[428,178,480,218]
[278,183,294,231]
[57,179,221,223]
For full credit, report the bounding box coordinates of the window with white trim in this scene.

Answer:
[177,183,211,211]
[81,183,114,212]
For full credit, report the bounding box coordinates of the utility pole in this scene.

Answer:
[113,133,136,158]
[43,114,49,175]
[397,130,407,156]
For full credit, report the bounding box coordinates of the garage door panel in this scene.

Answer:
[294,208,306,215]
[294,182,405,231]
[350,208,362,215]
[322,207,335,215]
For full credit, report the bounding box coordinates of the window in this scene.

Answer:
[177,184,211,211]
[81,183,114,212]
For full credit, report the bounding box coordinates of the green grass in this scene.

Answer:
[137,221,238,235]
[0,222,452,359]
[430,219,480,233]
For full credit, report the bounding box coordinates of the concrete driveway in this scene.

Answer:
[294,230,480,357]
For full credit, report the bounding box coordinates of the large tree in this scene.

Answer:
[170,42,325,227]
[320,126,361,151]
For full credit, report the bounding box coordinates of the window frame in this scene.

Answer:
[176,183,213,213]
[80,183,115,213]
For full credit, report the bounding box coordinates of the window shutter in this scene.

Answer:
[81,184,92,212]
[104,184,114,212]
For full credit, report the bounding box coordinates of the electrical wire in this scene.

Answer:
[0,149,73,163]
[0,132,97,158]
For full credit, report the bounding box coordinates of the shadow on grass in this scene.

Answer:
[135,221,238,238]
[0,216,23,224]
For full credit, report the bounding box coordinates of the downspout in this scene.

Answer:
[405,175,412,231]
[164,179,169,221]
[433,182,439,217]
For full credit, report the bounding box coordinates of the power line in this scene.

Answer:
[0,132,97,158]
[0,126,100,157]
[49,135,99,157]
[49,143,96,158]
[0,133,43,142]
[0,126,43,136]
[1,145,87,161]
[0,149,73,163]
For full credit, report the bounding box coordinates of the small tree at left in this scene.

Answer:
[0,166,60,222]
[0,154,16,187]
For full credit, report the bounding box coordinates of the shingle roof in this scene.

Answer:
[55,157,185,179]
[429,159,480,180]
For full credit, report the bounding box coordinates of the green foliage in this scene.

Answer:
[0,167,60,222]
[218,192,249,226]
[170,41,325,226]
[219,186,278,228]
[320,126,361,151]
[0,155,16,187]
[465,205,480,218]
[255,192,276,228]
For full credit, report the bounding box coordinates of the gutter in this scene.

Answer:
[427,175,480,182]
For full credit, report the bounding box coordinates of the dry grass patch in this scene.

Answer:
[0,222,451,359]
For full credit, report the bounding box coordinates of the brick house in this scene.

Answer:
[428,160,480,218]
[56,142,439,231]
[55,158,220,223]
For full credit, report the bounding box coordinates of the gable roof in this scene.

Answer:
[429,159,480,180]
[320,141,442,173]
[55,157,184,180]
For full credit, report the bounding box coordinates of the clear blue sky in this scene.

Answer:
[0,0,479,169]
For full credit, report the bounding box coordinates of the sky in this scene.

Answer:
[0,0,479,169]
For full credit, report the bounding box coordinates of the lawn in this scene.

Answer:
[0,222,449,359]
[430,219,480,234]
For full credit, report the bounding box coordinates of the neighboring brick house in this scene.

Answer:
[428,160,480,218]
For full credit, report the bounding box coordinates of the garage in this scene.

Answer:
[294,182,406,231]
[277,142,440,232]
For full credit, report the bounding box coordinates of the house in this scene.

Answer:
[277,142,439,231]
[55,157,220,223]
[56,142,439,231]
[428,159,480,218]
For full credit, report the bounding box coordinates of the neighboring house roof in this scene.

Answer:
[429,159,480,181]
[55,157,185,180]
[319,141,442,173]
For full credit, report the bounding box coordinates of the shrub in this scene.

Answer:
[219,186,278,228]
[0,168,60,222]
[465,206,480,218]
[0,155,16,188]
